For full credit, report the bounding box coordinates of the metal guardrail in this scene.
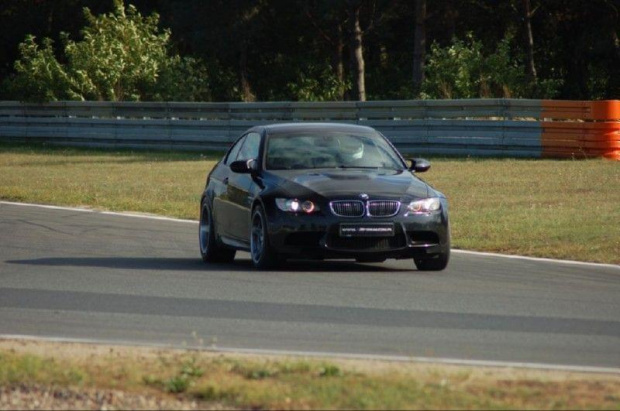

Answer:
[0,99,618,159]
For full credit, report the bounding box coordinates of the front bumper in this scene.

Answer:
[265,206,450,260]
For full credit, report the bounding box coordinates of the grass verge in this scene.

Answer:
[0,143,618,264]
[1,339,619,410]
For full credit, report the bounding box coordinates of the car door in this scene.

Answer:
[212,135,246,239]
[227,132,262,242]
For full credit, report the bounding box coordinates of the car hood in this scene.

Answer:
[269,169,430,200]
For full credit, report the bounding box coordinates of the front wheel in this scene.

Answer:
[199,200,236,263]
[250,206,279,269]
[414,250,449,271]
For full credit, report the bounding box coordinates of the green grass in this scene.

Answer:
[0,143,618,264]
[420,157,620,264]
[1,341,619,410]
[0,144,214,219]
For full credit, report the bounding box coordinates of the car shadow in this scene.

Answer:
[6,257,212,271]
[275,259,413,272]
[6,257,414,273]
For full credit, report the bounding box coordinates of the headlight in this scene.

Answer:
[407,198,441,214]
[276,198,319,213]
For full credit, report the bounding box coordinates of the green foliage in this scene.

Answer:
[62,2,169,101]
[144,356,204,394]
[586,62,612,101]
[6,1,211,102]
[0,353,84,385]
[319,364,342,377]
[230,361,279,380]
[147,56,212,102]
[422,33,561,99]
[0,0,617,101]
[227,358,323,380]
[204,62,243,102]
[164,375,191,393]
[286,62,350,101]
[179,357,204,379]
[8,36,74,102]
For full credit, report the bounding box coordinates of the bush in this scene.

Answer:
[5,0,211,102]
[7,36,74,102]
[286,62,350,101]
[422,33,561,99]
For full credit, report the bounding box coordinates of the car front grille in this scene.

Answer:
[330,201,365,217]
[368,200,400,217]
[330,200,401,217]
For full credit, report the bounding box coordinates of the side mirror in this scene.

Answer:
[408,158,431,173]
[230,158,259,174]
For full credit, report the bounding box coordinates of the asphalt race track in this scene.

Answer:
[1,201,619,371]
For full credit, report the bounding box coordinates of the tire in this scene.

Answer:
[250,205,279,269]
[199,200,236,263]
[414,250,449,271]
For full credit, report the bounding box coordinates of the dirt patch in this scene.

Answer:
[0,383,206,411]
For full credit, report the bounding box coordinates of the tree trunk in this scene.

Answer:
[522,0,537,82]
[610,27,620,98]
[333,25,346,100]
[348,2,366,101]
[412,0,426,96]
[240,38,255,102]
[238,4,260,102]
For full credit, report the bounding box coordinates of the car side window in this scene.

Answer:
[225,136,246,166]
[236,132,261,161]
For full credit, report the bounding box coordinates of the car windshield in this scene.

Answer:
[265,131,405,170]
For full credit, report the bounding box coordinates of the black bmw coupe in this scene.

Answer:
[199,123,450,270]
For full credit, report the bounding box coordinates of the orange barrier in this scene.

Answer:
[541,100,620,160]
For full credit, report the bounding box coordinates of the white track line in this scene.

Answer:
[1,334,618,375]
[1,200,618,269]
[0,200,197,224]
[452,249,620,269]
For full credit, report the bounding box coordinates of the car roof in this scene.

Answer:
[258,122,377,135]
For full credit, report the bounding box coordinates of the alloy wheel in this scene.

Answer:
[199,203,210,255]
[251,212,264,264]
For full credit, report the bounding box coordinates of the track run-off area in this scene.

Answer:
[1,201,619,373]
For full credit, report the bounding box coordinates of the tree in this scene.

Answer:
[347,0,367,101]
[521,0,538,82]
[0,0,114,91]
[5,0,210,102]
[64,1,169,101]
[303,0,349,100]
[421,33,560,99]
[2,0,617,101]
[412,0,426,95]
[8,36,74,102]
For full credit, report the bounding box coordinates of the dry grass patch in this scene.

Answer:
[1,339,619,410]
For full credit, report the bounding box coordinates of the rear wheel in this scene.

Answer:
[414,250,449,271]
[250,206,279,269]
[199,200,236,263]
